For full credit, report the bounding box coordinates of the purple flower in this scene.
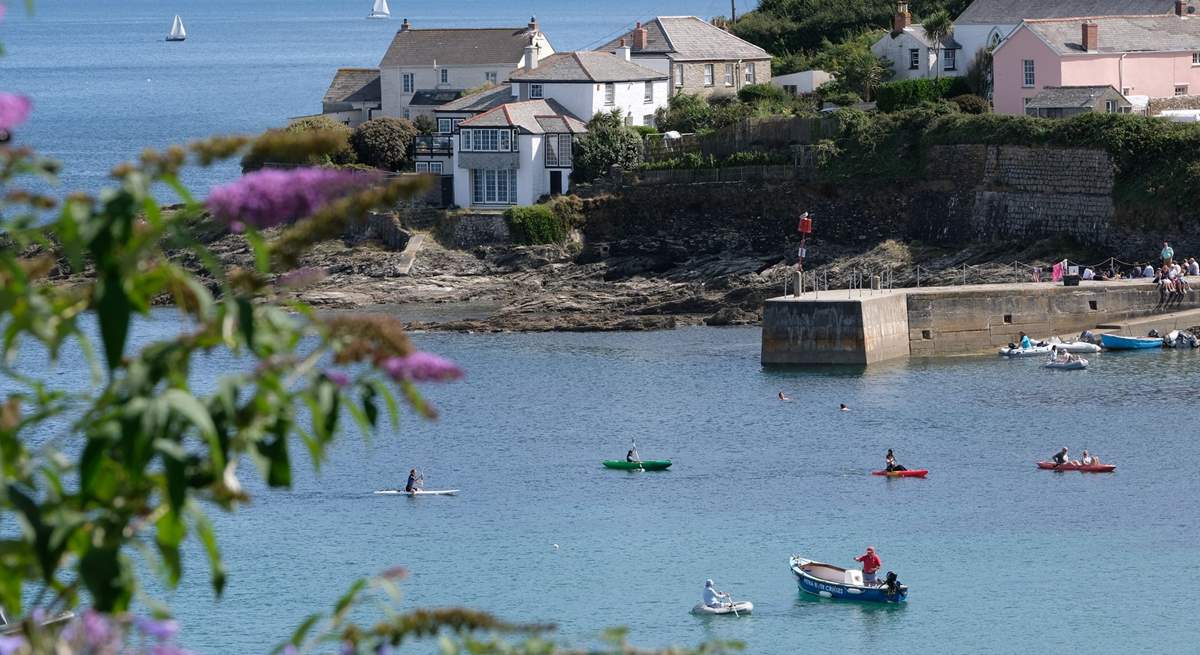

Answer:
[380,352,463,383]
[0,93,32,131]
[135,615,180,641]
[81,609,113,648]
[151,645,195,655]
[205,167,379,231]
[324,370,351,388]
[281,646,299,655]
[0,635,25,655]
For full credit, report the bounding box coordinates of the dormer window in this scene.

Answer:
[530,83,544,99]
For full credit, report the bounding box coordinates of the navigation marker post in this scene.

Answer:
[795,211,812,297]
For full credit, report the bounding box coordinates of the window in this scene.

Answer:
[440,68,449,84]
[942,48,956,71]
[429,161,443,174]
[784,85,797,95]
[452,118,462,131]
[1104,99,1116,113]
[530,83,544,99]
[744,62,756,84]
[415,162,429,173]
[485,71,498,84]
[674,64,684,88]
[470,169,517,204]
[437,118,453,134]
[544,134,573,167]
[1122,87,1132,95]
[988,31,1002,49]
[704,64,714,86]
[402,73,414,93]
[909,49,920,70]
[1022,59,1035,87]
[1176,85,1189,96]
[1193,52,1200,65]
[604,82,615,105]
[644,81,654,103]
[643,114,655,127]
[461,128,517,152]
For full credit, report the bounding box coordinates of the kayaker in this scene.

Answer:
[1051,447,1069,467]
[1081,450,1096,466]
[1018,331,1032,349]
[855,547,881,585]
[885,449,907,472]
[702,579,730,608]
[626,447,640,463]
[404,469,422,493]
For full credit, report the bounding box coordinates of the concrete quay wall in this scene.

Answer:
[762,280,1200,364]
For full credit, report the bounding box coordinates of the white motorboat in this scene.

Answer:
[690,601,753,616]
[166,14,186,41]
[1050,340,1101,353]
[367,0,390,19]
[998,344,1053,357]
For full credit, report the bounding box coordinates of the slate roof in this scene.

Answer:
[891,25,963,49]
[458,99,587,134]
[322,68,381,107]
[597,16,769,61]
[409,89,464,106]
[1024,85,1124,108]
[955,0,1177,25]
[435,84,514,113]
[509,52,667,82]
[1023,15,1200,54]
[379,27,541,67]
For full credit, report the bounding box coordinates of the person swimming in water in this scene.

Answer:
[839,403,850,412]
[778,391,790,401]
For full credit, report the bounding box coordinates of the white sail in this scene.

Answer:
[167,15,187,40]
[367,0,390,18]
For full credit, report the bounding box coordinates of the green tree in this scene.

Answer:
[350,116,418,171]
[573,109,643,182]
[241,115,356,172]
[412,114,437,135]
[921,10,953,80]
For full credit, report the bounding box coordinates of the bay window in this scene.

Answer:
[460,128,519,152]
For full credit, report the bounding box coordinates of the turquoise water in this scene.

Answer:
[1,0,748,196]
[15,312,1187,653]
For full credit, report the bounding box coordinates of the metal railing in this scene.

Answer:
[413,135,454,155]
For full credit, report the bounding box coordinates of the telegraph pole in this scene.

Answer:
[731,0,737,23]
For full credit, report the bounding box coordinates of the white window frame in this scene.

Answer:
[471,169,518,205]
[724,63,734,86]
[604,82,615,105]
[485,71,498,84]
[530,83,544,99]
[415,162,429,173]
[429,161,443,174]
[942,48,956,71]
[452,118,463,131]
[402,73,414,93]
[644,81,654,103]
[440,68,449,84]
[1176,85,1189,96]
[1193,51,1200,66]
[1022,60,1035,87]
[744,62,756,84]
[545,134,573,168]
[704,64,714,86]
[1104,99,1116,113]
[674,64,684,88]
[437,118,453,134]
[909,49,920,70]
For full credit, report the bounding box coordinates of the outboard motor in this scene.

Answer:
[883,571,900,596]
[1079,330,1095,344]
[1007,342,1017,350]
[1148,329,1160,338]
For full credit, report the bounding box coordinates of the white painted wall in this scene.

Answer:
[771,70,832,94]
[955,24,1018,72]
[528,79,667,126]
[872,30,967,80]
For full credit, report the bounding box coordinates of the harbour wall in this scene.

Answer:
[762,280,1200,365]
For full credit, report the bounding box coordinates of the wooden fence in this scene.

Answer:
[643,116,839,162]
[630,163,813,187]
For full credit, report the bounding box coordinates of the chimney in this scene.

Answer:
[1082,21,1098,52]
[400,18,411,31]
[616,38,632,61]
[892,1,911,34]
[528,15,539,32]
[632,22,648,50]
[524,40,539,70]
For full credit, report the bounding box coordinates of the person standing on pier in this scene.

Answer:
[1161,241,1174,266]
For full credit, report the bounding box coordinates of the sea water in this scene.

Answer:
[0,0,748,197]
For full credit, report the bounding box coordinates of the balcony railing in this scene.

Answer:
[414,135,454,156]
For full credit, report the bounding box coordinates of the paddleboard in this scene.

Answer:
[374,489,459,496]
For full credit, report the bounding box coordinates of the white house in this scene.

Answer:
[872,1,964,80]
[415,84,514,175]
[320,68,382,127]
[377,17,554,120]
[507,47,670,126]
[771,70,832,95]
[451,99,587,207]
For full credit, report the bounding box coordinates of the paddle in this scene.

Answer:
[726,590,739,617]
[631,438,643,472]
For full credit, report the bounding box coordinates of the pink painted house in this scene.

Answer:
[993,5,1200,115]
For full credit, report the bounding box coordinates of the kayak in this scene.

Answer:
[999,344,1053,357]
[1044,357,1088,370]
[373,489,460,496]
[1036,462,1115,473]
[690,601,753,616]
[871,469,928,478]
[1099,334,1161,350]
[602,460,671,471]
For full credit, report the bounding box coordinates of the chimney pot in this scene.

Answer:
[616,39,632,61]
[632,24,649,50]
[524,43,538,70]
[528,15,538,32]
[1177,0,1186,16]
[400,18,411,31]
[1082,21,1098,52]
[892,1,911,34]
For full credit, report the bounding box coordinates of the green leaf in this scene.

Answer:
[80,545,128,612]
[334,578,366,618]
[155,510,186,586]
[188,505,227,597]
[162,389,223,470]
[244,229,271,274]
[288,613,321,647]
[361,386,379,428]
[95,269,131,373]
[236,297,255,350]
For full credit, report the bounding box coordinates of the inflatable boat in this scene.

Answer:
[690,601,753,616]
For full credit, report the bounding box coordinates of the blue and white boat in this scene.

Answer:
[789,555,908,603]
[1099,333,1162,350]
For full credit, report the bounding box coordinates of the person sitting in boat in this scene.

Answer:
[885,449,907,472]
[702,579,730,608]
[1052,447,1069,467]
[1018,331,1032,349]
[404,469,421,493]
[626,447,640,463]
[1080,450,1100,466]
[855,547,882,585]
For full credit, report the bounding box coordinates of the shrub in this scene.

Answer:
[505,204,568,244]
[350,117,418,171]
[875,77,971,112]
[412,115,436,135]
[949,94,990,114]
[738,83,792,105]
[632,124,658,137]
[240,115,355,172]
[573,109,644,182]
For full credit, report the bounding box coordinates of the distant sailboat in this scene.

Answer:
[367,0,390,19]
[166,14,187,41]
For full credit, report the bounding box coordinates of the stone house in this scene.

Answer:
[596,16,771,98]
[319,68,382,128]
[376,17,554,120]
[1023,85,1132,117]
[992,6,1200,115]
[508,47,670,126]
[872,1,964,80]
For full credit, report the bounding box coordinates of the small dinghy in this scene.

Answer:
[691,601,753,616]
[1163,330,1200,349]
[871,469,928,478]
[374,489,459,496]
[602,460,671,471]
[1037,461,1115,473]
[1051,340,1101,353]
[1044,357,1088,370]
[998,344,1053,357]
[1100,333,1161,350]
[790,555,907,603]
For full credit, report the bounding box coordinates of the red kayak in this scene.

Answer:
[1037,461,1115,473]
[871,469,928,478]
